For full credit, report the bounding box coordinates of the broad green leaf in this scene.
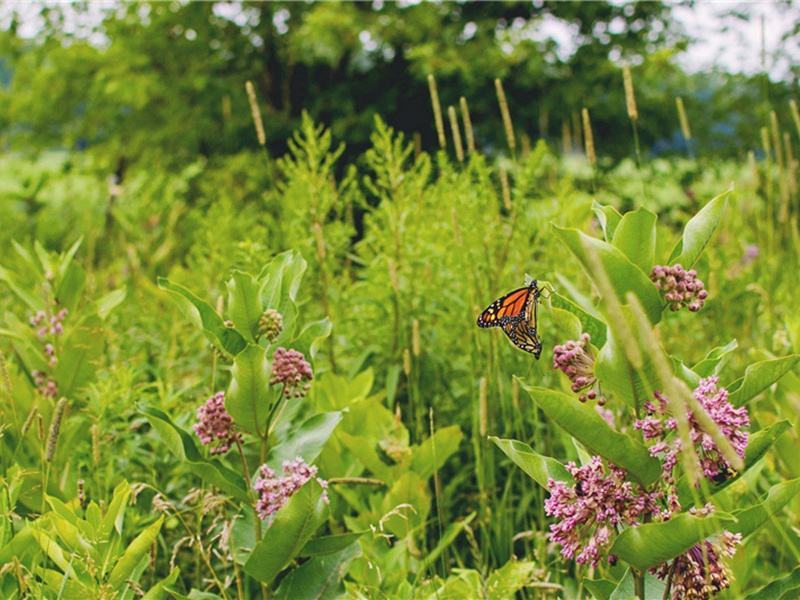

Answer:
[164,590,222,600]
[549,291,607,347]
[107,516,164,589]
[55,314,104,398]
[550,306,582,340]
[258,251,307,342]
[227,343,271,436]
[727,355,800,407]
[692,340,738,378]
[0,264,44,311]
[158,277,246,357]
[552,226,662,324]
[291,317,332,360]
[100,481,132,537]
[744,566,800,599]
[729,477,800,538]
[140,405,249,502]
[244,479,329,585]
[611,207,657,272]
[142,567,181,600]
[93,288,127,320]
[609,569,666,600]
[274,542,361,600]
[267,411,343,471]
[592,201,622,242]
[584,578,617,600]
[490,437,570,488]
[667,189,731,266]
[54,262,86,314]
[610,510,735,571]
[299,531,368,557]
[411,425,462,480]
[521,382,661,486]
[227,271,262,342]
[484,560,540,598]
[55,238,83,284]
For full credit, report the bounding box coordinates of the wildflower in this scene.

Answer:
[257,309,284,343]
[545,456,660,566]
[650,265,708,312]
[270,347,313,398]
[30,308,68,338]
[634,377,749,484]
[553,333,606,404]
[32,370,58,399]
[254,457,329,521]
[193,391,242,455]
[652,505,741,599]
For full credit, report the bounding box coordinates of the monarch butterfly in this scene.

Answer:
[477,280,542,359]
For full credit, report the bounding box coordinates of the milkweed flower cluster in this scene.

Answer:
[544,456,661,566]
[258,309,283,343]
[29,309,68,397]
[634,376,749,484]
[30,308,68,339]
[254,457,329,521]
[553,333,605,404]
[271,347,313,398]
[194,391,242,455]
[652,505,742,600]
[650,264,708,312]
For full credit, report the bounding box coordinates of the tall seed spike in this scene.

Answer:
[427,75,447,149]
[495,78,516,152]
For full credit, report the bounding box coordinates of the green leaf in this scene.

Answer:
[274,542,361,600]
[549,292,607,347]
[55,314,105,398]
[552,226,662,325]
[299,531,368,557]
[227,271,262,342]
[521,381,661,487]
[610,207,657,272]
[0,264,44,312]
[107,516,164,589]
[727,355,800,407]
[592,201,622,242]
[93,289,127,320]
[244,479,329,585]
[227,343,271,436]
[484,560,540,598]
[411,425,462,480]
[54,262,86,314]
[745,566,800,600]
[610,510,735,571]
[729,477,800,538]
[140,405,249,502]
[667,189,731,266]
[692,340,738,378]
[142,568,181,600]
[418,514,476,577]
[268,411,343,471]
[490,437,570,488]
[584,578,617,600]
[158,277,246,357]
[609,569,666,600]
[100,481,131,538]
[291,317,333,360]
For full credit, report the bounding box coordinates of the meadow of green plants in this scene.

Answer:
[2,4,800,600]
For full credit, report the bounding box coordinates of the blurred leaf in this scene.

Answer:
[667,189,730,266]
[228,343,271,436]
[484,560,540,598]
[107,516,164,589]
[549,292,607,346]
[744,566,800,599]
[140,405,249,502]
[268,411,343,471]
[158,277,246,357]
[275,542,361,600]
[55,314,104,398]
[692,340,738,378]
[592,201,622,242]
[520,381,661,486]
[418,514,475,576]
[299,531,368,557]
[611,207,657,272]
[291,317,332,360]
[552,226,662,324]
[227,270,262,342]
[584,578,616,600]
[729,477,800,538]
[93,288,127,320]
[411,425,462,480]
[727,355,800,407]
[609,569,666,600]
[141,568,181,600]
[244,479,329,585]
[490,437,570,488]
[0,264,43,311]
[610,510,735,571]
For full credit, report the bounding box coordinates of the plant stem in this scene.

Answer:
[634,568,645,599]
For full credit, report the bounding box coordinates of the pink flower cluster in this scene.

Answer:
[652,505,742,599]
[194,391,242,455]
[32,370,58,399]
[553,333,605,404]
[30,308,68,339]
[650,264,708,312]
[29,308,68,397]
[634,376,749,484]
[270,347,313,398]
[545,456,661,566]
[254,457,329,521]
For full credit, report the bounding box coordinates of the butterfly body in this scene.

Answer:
[477,281,542,359]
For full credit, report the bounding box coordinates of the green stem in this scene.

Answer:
[634,568,645,599]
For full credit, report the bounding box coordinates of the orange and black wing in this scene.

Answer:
[503,319,542,359]
[476,283,534,328]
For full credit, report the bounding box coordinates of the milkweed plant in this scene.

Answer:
[493,191,800,599]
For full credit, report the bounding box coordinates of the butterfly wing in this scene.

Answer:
[476,285,532,328]
[503,318,542,359]
[478,280,543,359]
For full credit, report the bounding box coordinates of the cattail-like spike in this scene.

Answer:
[761,126,771,157]
[478,377,488,438]
[21,405,38,437]
[245,81,266,147]
[448,106,465,163]
[561,120,572,156]
[582,108,596,166]
[311,222,326,260]
[622,62,638,121]
[37,413,44,441]
[499,167,512,211]
[783,132,797,195]
[495,79,516,152]
[403,349,412,377]
[45,397,68,462]
[91,423,100,467]
[460,97,475,154]
[0,351,11,397]
[676,97,691,141]
[412,319,420,357]
[771,111,784,170]
[790,100,800,144]
[427,75,446,149]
